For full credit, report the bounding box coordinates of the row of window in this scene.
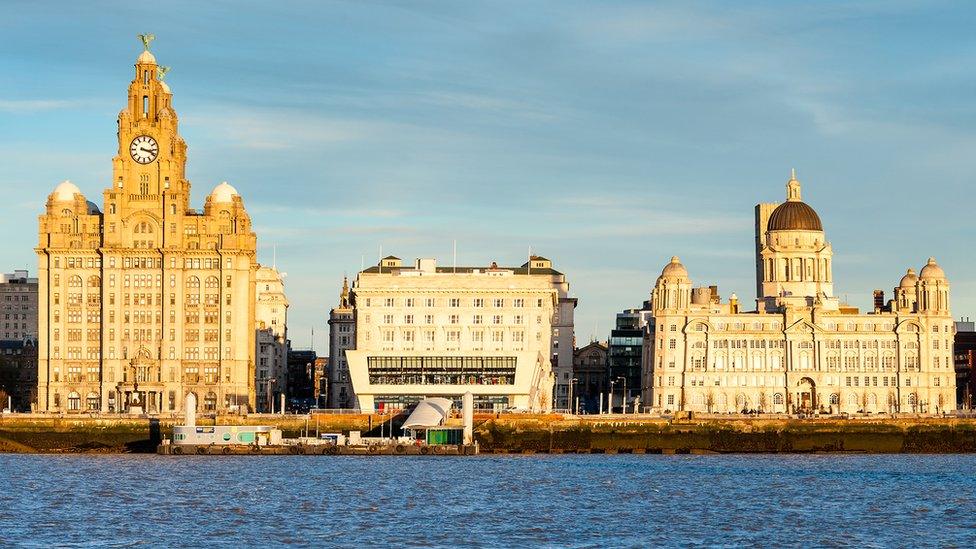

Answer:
[50,308,232,325]
[53,255,240,271]
[50,345,233,361]
[677,321,954,333]
[363,297,545,308]
[369,313,539,326]
[665,374,936,389]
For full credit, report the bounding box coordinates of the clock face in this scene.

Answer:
[129,135,159,164]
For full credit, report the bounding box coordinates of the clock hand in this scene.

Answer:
[140,147,155,153]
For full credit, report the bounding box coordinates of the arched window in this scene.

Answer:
[68,275,83,288]
[205,276,219,289]
[848,393,858,406]
[204,392,217,412]
[86,392,100,411]
[735,394,748,411]
[88,275,100,288]
[68,391,81,411]
[829,393,840,405]
[773,393,784,405]
[186,276,200,289]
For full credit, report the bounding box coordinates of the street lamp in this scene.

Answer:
[569,378,578,414]
[266,378,276,414]
[608,379,616,415]
[616,376,627,414]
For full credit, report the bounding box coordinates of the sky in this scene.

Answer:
[1,1,974,352]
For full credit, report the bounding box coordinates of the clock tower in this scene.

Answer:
[36,38,261,414]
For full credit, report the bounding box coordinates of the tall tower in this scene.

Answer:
[758,171,837,311]
[327,277,356,408]
[36,37,259,413]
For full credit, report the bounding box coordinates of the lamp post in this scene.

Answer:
[608,379,616,414]
[267,378,276,414]
[569,378,578,414]
[617,376,627,414]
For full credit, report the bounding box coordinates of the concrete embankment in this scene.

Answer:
[4,413,976,454]
[0,413,381,453]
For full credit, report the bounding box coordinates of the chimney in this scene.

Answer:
[873,290,885,312]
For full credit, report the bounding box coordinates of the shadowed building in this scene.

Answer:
[955,319,976,410]
[327,277,356,408]
[572,341,607,413]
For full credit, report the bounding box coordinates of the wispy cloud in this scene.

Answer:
[0,98,85,113]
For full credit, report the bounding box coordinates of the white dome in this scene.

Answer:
[210,181,239,203]
[660,256,689,278]
[899,268,918,288]
[919,258,946,281]
[137,50,157,64]
[52,180,82,202]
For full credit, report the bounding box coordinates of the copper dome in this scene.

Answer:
[767,201,823,231]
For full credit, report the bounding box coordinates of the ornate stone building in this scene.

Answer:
[35,41,258,413]
[327,277,355,409]
[644,172,955,415]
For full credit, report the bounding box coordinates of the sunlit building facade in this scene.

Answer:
[644,173,955,414]
[344,255,575,412]
[35,42,259,413]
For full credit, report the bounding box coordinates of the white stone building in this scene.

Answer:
[644,172,955,415]
[255,266,288,412]
[342,255,575,412]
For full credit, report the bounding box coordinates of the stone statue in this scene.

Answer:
[137,33,155,51]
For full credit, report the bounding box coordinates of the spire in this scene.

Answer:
[339,276,350,308]
[786,168,802,202]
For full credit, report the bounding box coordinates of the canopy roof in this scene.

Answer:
[401,397,453,430]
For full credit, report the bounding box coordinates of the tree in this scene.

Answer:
[705,392,714,414]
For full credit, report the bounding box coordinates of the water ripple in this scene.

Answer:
[0,454,975,546]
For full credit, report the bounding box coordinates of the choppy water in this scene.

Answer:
[0,454,974,547]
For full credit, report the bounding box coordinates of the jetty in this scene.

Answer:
[157,393,480,456]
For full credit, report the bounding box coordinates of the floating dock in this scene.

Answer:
[157,442,479,456]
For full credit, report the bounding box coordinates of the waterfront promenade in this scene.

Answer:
[2,412,975,454]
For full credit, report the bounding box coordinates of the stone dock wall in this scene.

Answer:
[473,416,976,454]
[3,413,976,454]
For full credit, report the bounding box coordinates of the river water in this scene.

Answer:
[0,454,974,547]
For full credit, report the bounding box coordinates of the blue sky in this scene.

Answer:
[1,1,973,351]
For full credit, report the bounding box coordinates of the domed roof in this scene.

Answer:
[767,170,824,232]
[52,180,82,201]
[86,201,101,215]
[919,257,945,280]
[660,256,688,278]
[767,201,823,231]
[209,181,239,203]
[899,268,918,288]
[137,50,157,64]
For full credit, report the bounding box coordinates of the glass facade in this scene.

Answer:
[367,356,517,385]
